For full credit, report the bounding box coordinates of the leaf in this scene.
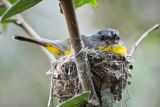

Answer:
[8,0,17,4]
[1,0,42,22]
[0,22,7,31]
[74,0,97,8]
[0,7,6,16]
[1,18,17,23]
[57,91,91,107]
[0,0,17,16]
[0,18,16,31]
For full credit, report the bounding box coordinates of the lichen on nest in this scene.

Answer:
[49,48,133,102]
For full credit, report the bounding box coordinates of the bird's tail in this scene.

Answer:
[13,35,49,47]
[14,35,69,57]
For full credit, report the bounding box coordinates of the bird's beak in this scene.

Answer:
[115,40,120,44]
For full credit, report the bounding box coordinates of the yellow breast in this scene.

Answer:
[97,44,127,56]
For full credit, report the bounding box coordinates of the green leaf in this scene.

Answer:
[0,7,6,16]
[1,18,17,23]
[74,0,97,8]
[0,18,16,31]
[0,22,7,31]
[8,0,17,4]
[1,0,42,22]
[57,91,91,107]
[0,0,17,16]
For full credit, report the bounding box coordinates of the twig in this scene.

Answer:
[47,71,54,107]
[129,24,160,56]
[1,0,56,61]
[59,0,99,105]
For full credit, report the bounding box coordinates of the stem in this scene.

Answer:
[129,24,160,56]
[1,0,56,61]
[60,0,83,54]
[47,73,54,107]
[59,0,99,105]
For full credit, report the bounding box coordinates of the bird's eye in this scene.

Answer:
[100,35,105,40]
[112,34,120,40]
[115,35,120,40]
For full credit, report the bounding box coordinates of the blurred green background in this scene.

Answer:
[0,0,160,107]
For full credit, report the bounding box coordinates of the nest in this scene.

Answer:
[50,48,133,103]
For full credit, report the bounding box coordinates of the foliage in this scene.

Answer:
[1,0,42,22]
[74,0,97,8]
[0,7,6,16]
[0,18,16,30]
[0,0,97,31]
[8,0,17,4]
[57,91,91,107]
[0,0,97,20]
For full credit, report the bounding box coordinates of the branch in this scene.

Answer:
[1,0,56,61]
[129,24,160,56]
[59,0,99,105]
[47,72,54,107]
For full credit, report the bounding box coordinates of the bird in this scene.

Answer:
[13,28,127,59]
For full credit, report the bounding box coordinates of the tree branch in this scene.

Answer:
[1,0,56,61]
[59,0,99,105]
[129,24,160,56]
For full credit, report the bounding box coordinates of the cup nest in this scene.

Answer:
[49,48,133,102]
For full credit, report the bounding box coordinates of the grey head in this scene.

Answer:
[97,28,120,41]
[84,28,120,48]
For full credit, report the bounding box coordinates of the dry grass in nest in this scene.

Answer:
[49,48,133,102]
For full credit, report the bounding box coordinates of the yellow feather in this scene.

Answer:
[47,45,73,57]
[64,49,73,57]
[46,46,64,56]
[97,45,127,56]
[46,44,127,57]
